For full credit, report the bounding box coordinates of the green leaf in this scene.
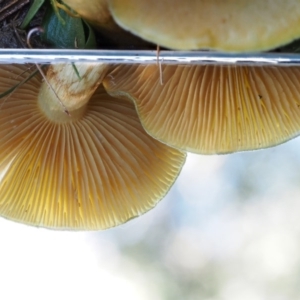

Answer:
[71,63,82,80]
[83,20,97,49]
[20,0,45,29]
[0,69,39,99]
[42,5,97,50]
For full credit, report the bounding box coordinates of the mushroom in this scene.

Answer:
[0,64,185,229]
[103,64,300,154]
[60,0,153,48]
[62,0,300,51]
[61,0,112,28]
[108,0,300,51]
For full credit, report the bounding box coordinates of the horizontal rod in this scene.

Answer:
[0,49,299,66]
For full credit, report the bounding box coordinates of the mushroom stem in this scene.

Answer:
[38,63,109,122]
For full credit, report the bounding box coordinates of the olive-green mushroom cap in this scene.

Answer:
[108,0,300,51]
[103,64,300,154]
[62,0,153,48]
[0,65,186,230]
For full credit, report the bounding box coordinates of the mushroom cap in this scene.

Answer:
[62,0,153,48]
[103,64,300,154]
[108,0,300,51]
[0,65,186,230]
[63,0,113,29]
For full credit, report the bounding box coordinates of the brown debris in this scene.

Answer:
[0,0,30,22]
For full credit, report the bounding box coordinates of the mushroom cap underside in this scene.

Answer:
[103,64,300,154]
[0,65,185,230]
[108,0,300,51]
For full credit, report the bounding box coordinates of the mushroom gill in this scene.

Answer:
[103,64,300,154]
[0,64,185,230]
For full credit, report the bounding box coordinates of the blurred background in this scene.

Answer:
[1,136,300,300]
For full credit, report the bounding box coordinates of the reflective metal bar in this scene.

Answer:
[0,49,300,65]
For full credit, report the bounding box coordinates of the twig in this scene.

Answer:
[0,0,30,22]
[26,27,71,116]
[12,15,27,47]
[156,45,163,85]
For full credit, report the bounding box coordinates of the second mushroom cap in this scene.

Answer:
[107,0,300,51]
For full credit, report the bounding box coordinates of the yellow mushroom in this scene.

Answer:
[62,0,300,51]
[108,0,300,51]
[103,64,300,154]
[0,64,185,229]
[61,0,152,48]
